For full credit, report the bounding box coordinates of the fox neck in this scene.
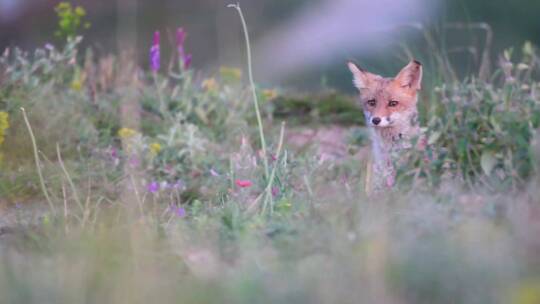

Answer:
[368,110,419,185]
[369,110,420,191]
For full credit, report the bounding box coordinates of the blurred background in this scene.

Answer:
[1,0,540,91]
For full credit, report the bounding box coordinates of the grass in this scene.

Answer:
[1,12,540,304]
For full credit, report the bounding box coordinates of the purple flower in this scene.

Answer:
[168,205,186,218]
[176,27,192,70]
[147,181,160,193]
[175,207,186,217]
[149,31,160,72]
[129,156,140,168]
[165,180,185,190]
[183,53,192,70]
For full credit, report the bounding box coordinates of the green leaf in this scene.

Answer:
[481,150,497,176]
[428,131,441,145]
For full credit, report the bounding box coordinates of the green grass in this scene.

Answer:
[1,29,540,304]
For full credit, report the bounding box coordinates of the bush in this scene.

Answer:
[397,43,540,190]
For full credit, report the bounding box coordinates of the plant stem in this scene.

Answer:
[262,122,286,215]
[56,143,84,213]
[21,107,56,214]
[153,72,167,119]
[227,3,269,181]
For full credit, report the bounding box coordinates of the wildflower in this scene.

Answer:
[164,164,175,175]
[71,79,83,91]
[202,78,219,92]
[109,147,120,166]
[118,127,137,139]
[160,181,169,190]
[262,89,278,100]
[510,278,540,304]
[129,156,140,168]
[219,66,242,82]
[235,179,253,188]
[74,6,86,17]
[110,147,118,159]
[147,181,160,193]
[176,27,186,54]
[271,186,280,197]
[183,53,192,70]
[161,180,185,191]
[167,205,186,218]
[0,112,9,131]
[0,111,9,145]
[209,168,220,177]
[171,180,185,190]
[149,31,160,72]
[71,68,86,91]
[150,142,162,155]
[176,27,192,70]
[175,207,186,217]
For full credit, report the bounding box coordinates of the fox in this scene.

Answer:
[347,60,424,194]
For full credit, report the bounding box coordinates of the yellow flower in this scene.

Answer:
[219,66,242,82]
[75,6,86,17]
[118,127,137,139]
[71,79,83,91]
[510,279,540,304]
[71,68,86,91]
[262,89,278,100]
[202,78,219,92]
[0,111,9,130]
[150,143,162,155]
[0,111,9,146]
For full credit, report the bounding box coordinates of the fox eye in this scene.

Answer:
[367,99,376,107]
[388,100,399,107]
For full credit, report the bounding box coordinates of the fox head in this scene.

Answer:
[348,60,422,128]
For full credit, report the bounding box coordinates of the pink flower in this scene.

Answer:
[272,186,280,197]
[110,147,118,159]
[129,156,140,168]
[209,168,220,177]
[235,179,253,188]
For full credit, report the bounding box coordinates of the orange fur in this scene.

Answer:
[348,60,423,193]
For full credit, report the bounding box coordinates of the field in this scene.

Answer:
[1,5,540,304]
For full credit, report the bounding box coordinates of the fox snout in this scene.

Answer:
[365,113,393,127]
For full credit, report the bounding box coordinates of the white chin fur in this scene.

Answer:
[375,119,391,127]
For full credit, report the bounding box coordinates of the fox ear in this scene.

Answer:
[395,60,422,90]
[348,62,375,90]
